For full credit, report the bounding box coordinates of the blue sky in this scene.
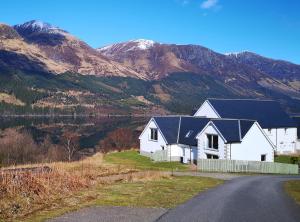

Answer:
[1,0,300,64]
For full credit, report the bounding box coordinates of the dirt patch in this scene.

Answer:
[134,96,153,105]
[0,93,25,106]
[152,84,171,103]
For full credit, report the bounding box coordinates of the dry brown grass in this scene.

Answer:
[152,84,171,103]
[0,153,168,221]
[0,93,25,106]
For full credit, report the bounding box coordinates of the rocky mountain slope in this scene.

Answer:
[0,20,300,114]
[226,51,300,81]
[1,20,142,78]
[98,39,300,98]
[0,23,67,73]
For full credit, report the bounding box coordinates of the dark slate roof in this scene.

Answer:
[178,117,210,146]
[240,120,255,138]
[207,99,296,128]
[152,116,255,145]
[153,116,180,144]
[211,119,255,143]
[211,119,241,143]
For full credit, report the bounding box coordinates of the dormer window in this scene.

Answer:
[185,130,194,138]
[150,128,158,141]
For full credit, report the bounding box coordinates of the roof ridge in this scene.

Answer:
[176,116,182,144]
[238,119,242,141]
[154,116,257,122]
[153,115,190,117]
[211,118,256,121]
[154,115,211,119]
[207,98,276,102]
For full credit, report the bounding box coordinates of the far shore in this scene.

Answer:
[0,114,154,118]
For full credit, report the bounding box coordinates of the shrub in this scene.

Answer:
[97,128,138,153]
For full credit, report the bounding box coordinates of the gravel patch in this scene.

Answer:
[48,206,167,222]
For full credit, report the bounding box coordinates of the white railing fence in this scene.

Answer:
[197,159,299,174]
[150,150,168,162]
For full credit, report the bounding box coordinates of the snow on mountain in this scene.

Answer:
[98,39,157,54]
[224,51,251,57]
[14,20,67,34]
[131,39,156,50]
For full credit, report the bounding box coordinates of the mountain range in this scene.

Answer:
[0,20,300,115]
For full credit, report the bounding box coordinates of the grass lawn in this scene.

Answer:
[285,180,300,205]
[275,155,299,164]
[104,150,189,171]
[22,176,223,222]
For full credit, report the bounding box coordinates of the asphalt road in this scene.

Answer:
[49,206,167,222]
[156,176,300,222]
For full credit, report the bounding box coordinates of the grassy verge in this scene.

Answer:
[285,180,300,205]
[22,176,223,222]
[104,150,189,171]
[0,153,136,221]
[1,151,222,221]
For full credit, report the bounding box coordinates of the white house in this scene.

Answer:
[139,116,275,163]
[194,99,298,154]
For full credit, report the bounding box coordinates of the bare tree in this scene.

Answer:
[0,129,39,166]
[61,131,80,161]
[98,128,137,153]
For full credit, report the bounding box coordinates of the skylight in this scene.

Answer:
[185,130,193,138]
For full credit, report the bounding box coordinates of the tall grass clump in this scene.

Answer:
[0,152,168,220]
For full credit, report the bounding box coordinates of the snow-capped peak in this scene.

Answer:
[129,39,156,50]
[14,20,67,34]
[98,39,157,54]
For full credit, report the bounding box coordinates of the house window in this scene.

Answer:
[207,134,218,149]
[150,128,158,141]
[185,130,193,138]
[161,145,165,150]
[206,154,219,159]
[261,154,266,162]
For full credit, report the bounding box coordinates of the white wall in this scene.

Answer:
[296,140,300,152]
[168,144,197,162]
[139,120,167,153]
[181,145,197,162]
[139,120,198,162]
[197,124,226,159]
[168,144,183,158]
[263,128,297,154]
[194,100,298,154]
[196,122,274,162]
[230,123,274,162]
[194,101,219,118]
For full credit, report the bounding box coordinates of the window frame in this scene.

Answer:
[206,154,219,159]
[206,134,219,150]
[261,154,266,162]
[150,128,158,141]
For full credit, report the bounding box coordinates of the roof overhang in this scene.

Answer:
[138,118,169,144]
[195,121,227,143]
[194,100,222,118]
